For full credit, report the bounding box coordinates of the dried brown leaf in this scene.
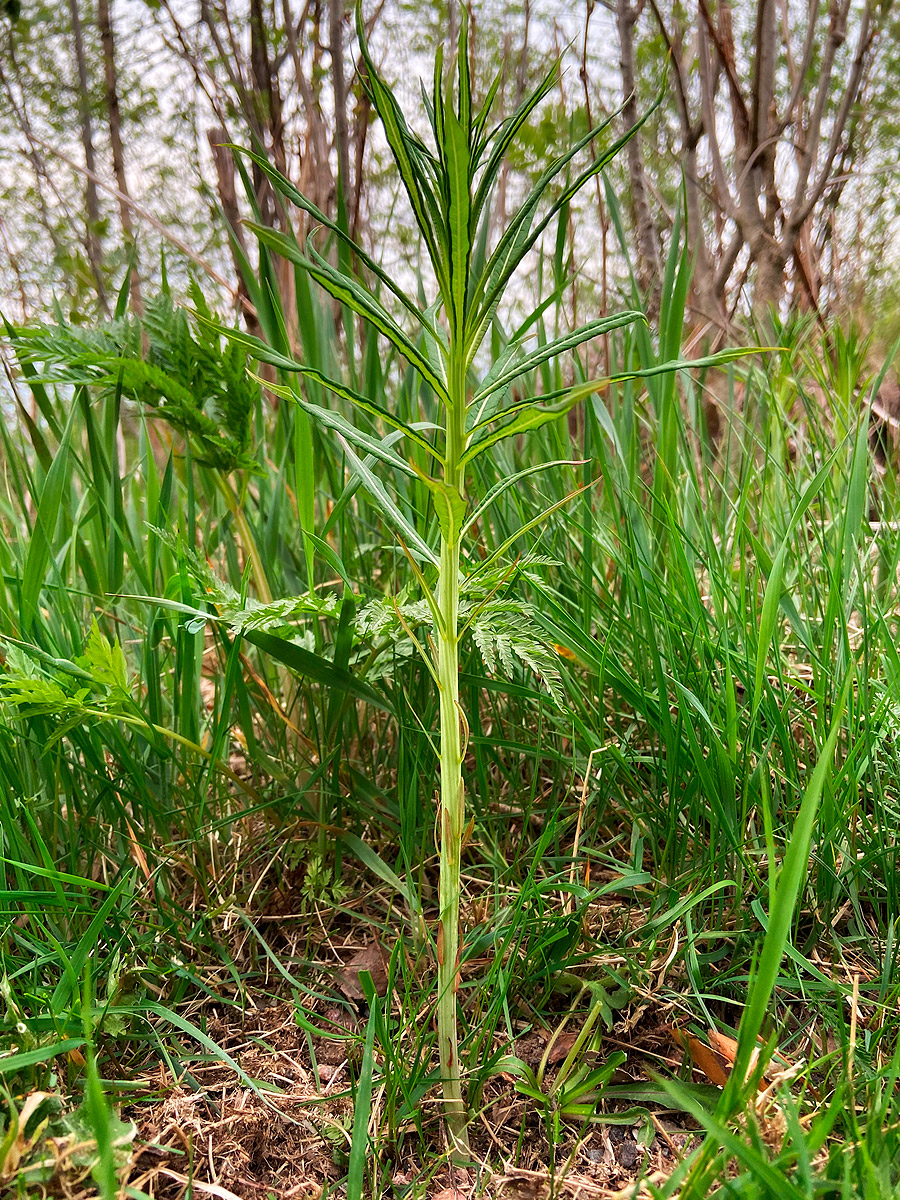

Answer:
[334,942,389,1001]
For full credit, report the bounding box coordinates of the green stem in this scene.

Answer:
[434,354,470,1158]
[435,532,468,1156]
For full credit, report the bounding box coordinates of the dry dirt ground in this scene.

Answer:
[119,994,697,1200]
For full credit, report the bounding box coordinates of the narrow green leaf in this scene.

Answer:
[412,464,467,544]
[471,312,646,406]
[461,391,584,465]
[248,222,449,400]
[444,102,472,331]
[0,1040,87,1074]
[347,993,379,1200]
[245,628,392,714]
[253,367,442,462]
[341,832,413,909]
[469,107,637,350]
[355,7,450,296]
[466,460,582,530]
[471,60,559,221]
[337,436,439,567]
[253,374,420,476]
[469,347,766,439]
[20,402,76,632]
[752,448,840,715]
[660,1078,808,1199]
[725,672,851,1102]
[231,144,437,339]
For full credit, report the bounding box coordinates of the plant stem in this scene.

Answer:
[435,531,467,1155]
[434,355,470,1158]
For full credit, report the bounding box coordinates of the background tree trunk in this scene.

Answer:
[67,0,108,314]
[617,0,662,317]
[97,0,142,314]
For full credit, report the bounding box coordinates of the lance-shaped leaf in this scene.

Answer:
[466,112,622,349]
[253,368,442,463]
[461,392,587,467]
[464,288,572,430]
[421,299,450,395]
[245,629,392,714]
[247,221,450,402]
[456,7,471,131]
[470,66,503,154]
[468,103,659,357]
[255,375,421,477]
[471,59,559,224]
[196,315,438,460]
[192,311,306,373]
[337,435,439,567]
[355,6,450,299]
[442,100,472,334]
[21,403,76,633]
[231,144,437,343]
[468,482,594,583]
[468,347,766,440]
[465,460,583,532]
[471,311,646,407]
[423,44,444,149]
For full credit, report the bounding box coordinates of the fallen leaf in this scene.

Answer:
[670,1027,731,1087]
[544,1030,580,1065]
[334,942,389,1001]
[0,1092,53,1179]
[707,1029,739,1064]
[671,1027,774,1090]
[496,1168,552,1200]
[514,1027,578,1067]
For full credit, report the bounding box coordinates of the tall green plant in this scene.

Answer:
[209,10,746,1155]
